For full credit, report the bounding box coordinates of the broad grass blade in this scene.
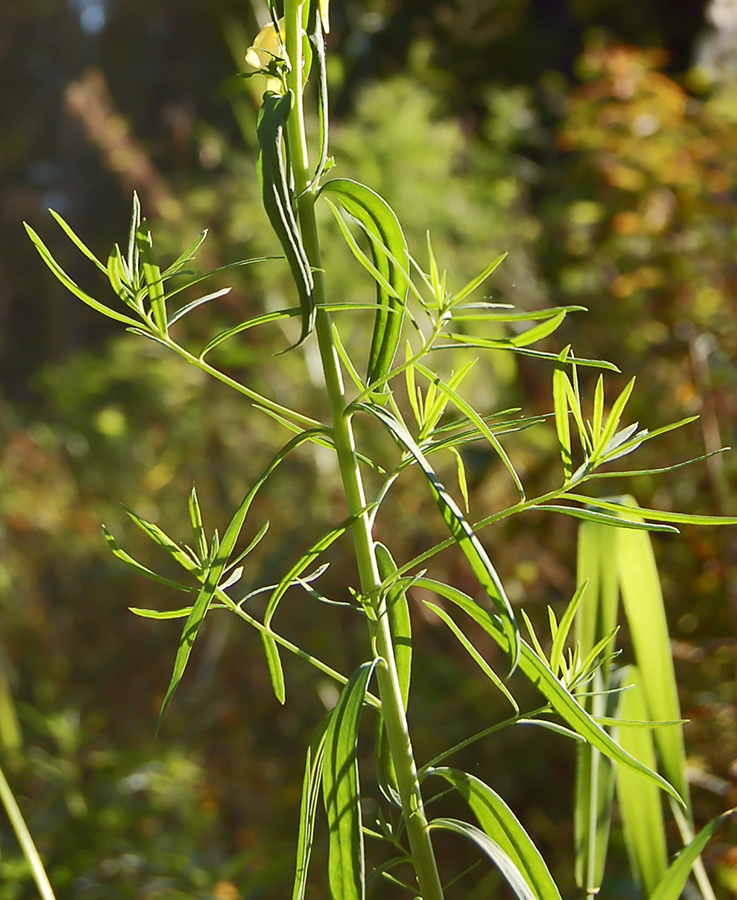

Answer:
[615,498,688,802]
[432,768,562,900]
[616,666,668,897]
[322,661,378,900]
[573,520,619,892]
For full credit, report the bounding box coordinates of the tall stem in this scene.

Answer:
[282,5,444,898]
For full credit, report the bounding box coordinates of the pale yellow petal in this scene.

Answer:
[319,0,330,33]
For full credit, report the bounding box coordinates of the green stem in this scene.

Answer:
[0,763,57,900]
[282,5,444,898]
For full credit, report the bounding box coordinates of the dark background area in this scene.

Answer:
[1,1,737,898]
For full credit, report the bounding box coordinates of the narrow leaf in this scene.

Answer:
[418,578,685,807]
[432,768,562,900]
[429,818,537,900]
[323,661,378,900]
[361,403,519,672]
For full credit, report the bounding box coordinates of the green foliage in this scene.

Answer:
[4,3,737,899]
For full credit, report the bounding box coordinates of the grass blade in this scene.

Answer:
[616,666,668,897]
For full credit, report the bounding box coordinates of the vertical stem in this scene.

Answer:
[282,5,444,898]
[0,763,57,900]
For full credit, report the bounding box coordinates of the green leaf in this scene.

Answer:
[549,582,587,678]
[418,578,685,808]
[160,229,208,279]
[530,505,678,533]
[592,377,635,463]
[649,810,735,900]
[257,91,316,349]
[260,508,368,703]
[616,666,668,897]
[48,208,108,273]
[361,404,520,672]
[323,661,378,900]
[560,493,737,527]
[444,335,620,370]
[306,0,330,187]
[136,220,168,336]
[293,714,331,900]
[432,768,562,900]
[426,602,517,712]
[123,508,202,575]
[167,287,231,327]
[416,363,525,501]
[199,307,300,358]
[188,485,208,562]
[156,430,323,725]
[449,253,507,306]
[129,606,194,619]
[614,498,689,803]
[319,178,409,386]
[375,545,412,709]
[24,223,141,327]
[429,818,537,900]
[553,347,573,480]
[102,525,194,592]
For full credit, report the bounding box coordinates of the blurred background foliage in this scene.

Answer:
[1,0,737,897]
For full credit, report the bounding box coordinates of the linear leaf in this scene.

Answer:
[549,582,587,678]
[429,818,537,900]
[426,602,517,712]
[129,607,194,619]
[319,178,409,386]
[48,208,108,272]
[167,287,231,327]
[25,223,141,327]
[417,579,684,807]
[293,714,331,900]
[649,810,735,900]
[530,505,678,533]
[136,220,167,336]
[257,92,315,349]
[450,254,508,305]
[560,493,737,527]
[416,363,525,501]
[103,525,194,592]
[361,404,519,672]
[433,768,562,900]
[554,347,573,480]
[323,661,378,900]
